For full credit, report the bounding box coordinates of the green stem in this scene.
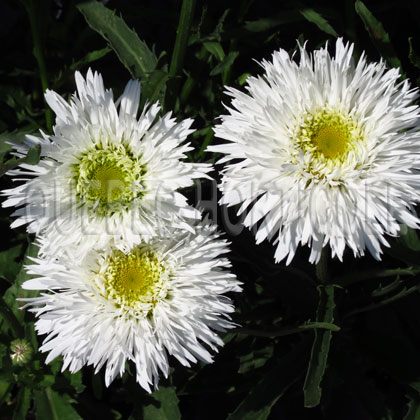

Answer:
[235,321,340,338]
[303,284,336,408]
[315,247,329,285]
[338,267,420,287]
[166,0,196,109]
[303,248,336,408]
[0,297,24,338]
[24,0,52,132]
[344,284,420,319]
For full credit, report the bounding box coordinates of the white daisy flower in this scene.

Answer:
[210,38,420,264]
[21,221,241,392]
[2,69,210,257]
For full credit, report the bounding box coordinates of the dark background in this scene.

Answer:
[1,0,420,419]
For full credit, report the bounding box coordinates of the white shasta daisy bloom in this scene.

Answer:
[21,221,241,392]
[2,69,210,257]
[210,38,420,264]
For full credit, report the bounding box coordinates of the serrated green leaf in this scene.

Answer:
[300,9,338,37]
[34,388,81,420]
[13,387,31,420]
[210,51,239,76]
[303,284,336,407]
[409,38,420,69]
[355,0,401,68]
[77,1,157,79]
[142,387,181,420]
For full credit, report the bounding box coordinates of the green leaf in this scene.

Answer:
[0,130,31,164]
[64,371,85,394]
[13,387,31,420]
[3,243,39,323]
[300,9,338,37]
[404,398,420,420]
[355,0,401,68]
[244,11,302,32]
[142,387,181,420]
[34,388,81,420]
[210,51,239,76]
[0,144,41,177]
[237,73,251,86]
[25,144,41,165]
[399,226,420,251]
[0,382,10,408]
[203,42,225,62]
[141,70,169,108]
[228,341,309,420]
[409,38,420,69]
[238,345,273,374]
[0,245,23,283]
[70,48,111,72]
[77,1,157,79]
[385,226,420,266]
[303,284,336,407]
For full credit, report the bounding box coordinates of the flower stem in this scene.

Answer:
[166,0,196,110]
[24,0,52,132]
[315,246,329,285]
[303,247,336,408]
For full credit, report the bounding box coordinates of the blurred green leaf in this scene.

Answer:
[237,73,251,86]
[143,386,181,420]
[203,42,225,61]
[70,48,111,72]
[409,38,420,69]
[34,388,81,420]
[399,226,420,251]
[0,245,23,284]
[300,9,338,37]
[0,379,11,407]
[386,226,420,266]
[3,242,39,323]
[303,284,336,407]
[355,0,401,68]
[244,11,302,32]
[0,144,41,177]
[238,345,273,374]
[13,387,31,420]
[25,144,41,165]
[404,398,420,420]
[228,341,309,420]
[210,51,239,76]
[77,1,157,79]
[141,70,169,108]
[65,371,85,394]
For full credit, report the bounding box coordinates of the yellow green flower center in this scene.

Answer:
[312,126,347,159]
[102,248,166,310]
[73,144,146,216]
[295,109,363,162]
